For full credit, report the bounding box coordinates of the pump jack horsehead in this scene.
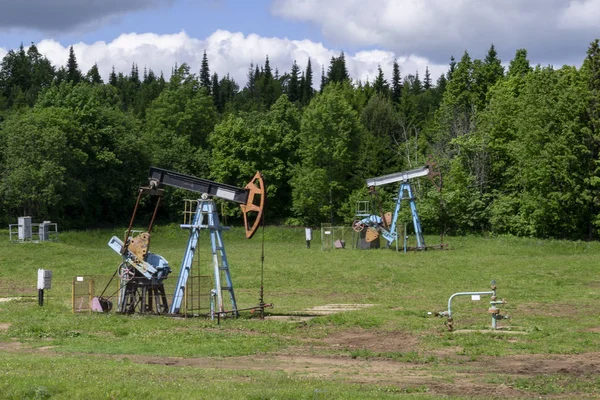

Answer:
[354,156,442,250]
[103,167,266,315]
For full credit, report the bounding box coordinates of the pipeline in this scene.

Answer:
[431,280,508,331]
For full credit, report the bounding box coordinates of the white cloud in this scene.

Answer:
[271,0,596,66]
[0,47,7,61]
[34,30,447,89]
[559,0,600,29]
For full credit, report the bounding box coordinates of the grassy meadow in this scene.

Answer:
[0,225,599,399]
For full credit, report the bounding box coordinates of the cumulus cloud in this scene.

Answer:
[0,47,7,61]
[34,30,448,89]
[272,0,600,66]
[559,0,600,29]
[0,0,173,33]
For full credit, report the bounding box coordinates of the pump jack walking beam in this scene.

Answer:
[148,167,265,239]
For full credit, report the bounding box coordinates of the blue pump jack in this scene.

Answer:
[357,157,442,250]
[107,167,265,316]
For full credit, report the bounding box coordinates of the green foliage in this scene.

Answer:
[291,85,363,224]
[144,68,217,174]
[0,82,148,227]
[209,95,300,220]
[1,40,600,238]
[0,43,54,108]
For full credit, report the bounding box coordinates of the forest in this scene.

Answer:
[1,39,600,239]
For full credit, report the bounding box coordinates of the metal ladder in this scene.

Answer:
[170,199,238,316]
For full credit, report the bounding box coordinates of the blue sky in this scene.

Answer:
[1,0,599,86]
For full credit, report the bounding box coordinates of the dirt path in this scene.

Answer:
[2,327,599,398]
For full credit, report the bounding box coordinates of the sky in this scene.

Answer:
[1,0,599,88]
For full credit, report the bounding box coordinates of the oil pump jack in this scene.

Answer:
[106,167,265,316]
[353,157,442,250]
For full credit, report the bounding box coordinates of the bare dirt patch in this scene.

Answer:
[3,336,600,398]
[0,340,22,351]
[297,303,376,316]
[0,297,22,303]
[320,328,419,353]
[516,302,589,318]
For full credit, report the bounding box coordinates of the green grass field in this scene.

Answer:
[0,226,599,399]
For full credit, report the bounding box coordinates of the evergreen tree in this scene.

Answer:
[411,71,423,95]
[472,44,504,109]
[130,63,140,85]
[391,59,402,104]
[27,43,54,99]
[86,63,103,84]
[66,46,82,84]
[245,62,256,97]
[288,60,300,102]
[319,65,326,93]
[0,42,54,107]
[54,66,68,86]
[423,66,432,90]
[211,72,221,110]
[373,65,389,97]
[327,52,350,84]
[200,50,211,94]
[483,44,504,83]
[302,58,314,105]
[109,66,117,86]
[261,55,276,107]
[218,73,239,111]
[508,49,532,78]
[447,55,457,80]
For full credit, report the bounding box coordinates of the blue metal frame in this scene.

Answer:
[382,182,425,249]
[169,200,238,315]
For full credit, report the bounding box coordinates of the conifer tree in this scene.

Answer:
[245,62,256,96]
[288,60,300,102]
[423,66,432,90]
[86,63,103,84]
[262,55,275,107]
[109,66,117,86]
[327,52,350,84]
[373,64,389,97]
[302,58,314,105]
[447,55,456,80]
[412,71,422,95]
[200,50,211,94]
[507,49,532,78]
[66,46,82,84]
[319,65,326,93]
[130,63,140,85]
[391,59,402,104]
[211,72,220,109]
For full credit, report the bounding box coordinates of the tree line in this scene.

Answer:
[1,40,600,239]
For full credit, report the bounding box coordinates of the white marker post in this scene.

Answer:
[37,269,52,306]
[305,227,312,248]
